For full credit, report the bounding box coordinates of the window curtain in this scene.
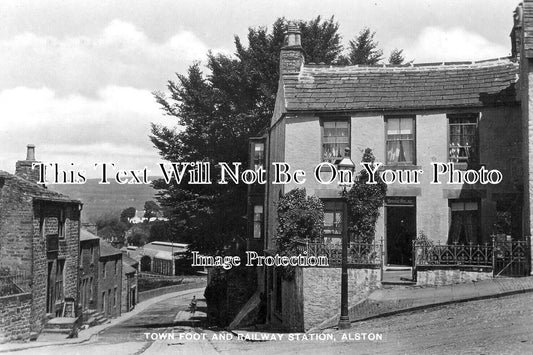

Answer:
[387,140,413,163]
[448,213,463,244]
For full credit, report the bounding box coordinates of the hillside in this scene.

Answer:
[49,178,158,222]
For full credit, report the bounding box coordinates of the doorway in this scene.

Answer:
[386,197,416,266]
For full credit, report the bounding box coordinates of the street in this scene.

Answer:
[12,291,533,355]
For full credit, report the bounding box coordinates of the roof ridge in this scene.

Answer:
[0,169,80,203]
[304,56,516,70]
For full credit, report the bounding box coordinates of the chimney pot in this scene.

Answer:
[15,144,41,183]
[26,144,35,161]
[284,21,302,47]
[280,20,305,74]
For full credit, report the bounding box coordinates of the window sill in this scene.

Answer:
[448,162,481,170]
[381,165,421,171]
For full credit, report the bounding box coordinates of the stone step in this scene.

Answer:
[44,318,78,330]
[93,313,109,325]
[41,328,72,334]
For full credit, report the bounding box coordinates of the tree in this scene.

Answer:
[120,206,136,223]
[149,220,172,243]
[345,28,383,65]
[128,231,148,247]
[275,188,324,279]
[345,148,387,244]
[143,200,160,222]
[388,48,405,65]
[151,17,344,255]
[299,16,343,64]
[94,214,128,246]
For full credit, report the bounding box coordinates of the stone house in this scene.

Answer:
[98,240,122,319]
[0,145,82,341]
[242,2,533,331]
[78,230,99,313]
[121,254,138,313]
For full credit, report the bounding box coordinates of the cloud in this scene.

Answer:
[390,27,511,63]
[0,20,222,95]
[0,86,178,177]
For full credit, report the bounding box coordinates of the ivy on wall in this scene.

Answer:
[345,148,387,244]
[275,188,324,279]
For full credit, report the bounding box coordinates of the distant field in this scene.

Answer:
[49,178,159,222]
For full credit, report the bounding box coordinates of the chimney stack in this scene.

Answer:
[511,3,523,60]
[280,21,305,74]
[15,144,41,183]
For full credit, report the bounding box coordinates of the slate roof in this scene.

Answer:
[143,242,188,253]
[99,239,122,257]
[80,229,100,242]
[0,170,81,204]
[123,254,139,268]
[122,261,137,274]
[281,58,519,113]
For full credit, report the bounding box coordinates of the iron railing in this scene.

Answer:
[296,240,382,267]
[413,241,493,267]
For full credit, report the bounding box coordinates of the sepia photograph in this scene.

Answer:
[0,0,532,354]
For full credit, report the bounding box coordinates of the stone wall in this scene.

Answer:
[416,267,493,286]
[1,175,81,334]
[302,267,381,330]
[278,268,304,331]
[79,239,99,311]
[277,267,381,331]
[121,269,137,313]
[97,255,122,318]
[0,177,34,273]
[31,203,80,333]
[0,293,31,343]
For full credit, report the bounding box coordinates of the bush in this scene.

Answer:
[275,188,324,279]
[346,148,387,244]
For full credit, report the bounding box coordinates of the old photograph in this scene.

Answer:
[1,1,532,354]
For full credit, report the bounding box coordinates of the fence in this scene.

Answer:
[413,242,493,268]
[296,240,382,267]
[413,237,531,278]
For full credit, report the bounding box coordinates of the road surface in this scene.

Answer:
[14,291,533,354]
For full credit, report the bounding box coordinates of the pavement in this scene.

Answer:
[313,276,533,331]
[0,286,206,353]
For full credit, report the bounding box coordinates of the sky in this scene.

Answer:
[0,0,520,179]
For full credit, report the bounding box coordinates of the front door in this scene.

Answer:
[46,261,54,313]
[386,197,416,266]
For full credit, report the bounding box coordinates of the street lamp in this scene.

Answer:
[337,147,355,329]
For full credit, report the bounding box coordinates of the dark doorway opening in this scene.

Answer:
[386,197,416,266]
[140,256,151,272]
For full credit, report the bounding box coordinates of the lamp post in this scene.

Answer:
[337,147,355,329]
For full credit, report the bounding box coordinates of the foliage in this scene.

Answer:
[144,200,160,222]
[416,230,434,247]
[345,149,387,244]
[120,206,136,223]
[388,48,405,65]
[126,224,150,246]
[299,16,343,64]
[94,214,128,245]
[148,220,173,243]
[128,231,148,247]
[151,17,343,255]
[343,28,383,65]
[275,188,324,279]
